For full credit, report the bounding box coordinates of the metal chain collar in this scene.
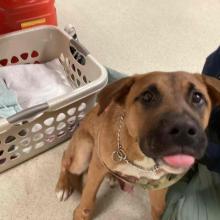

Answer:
[112,114,160,176]
[112,114,128,163]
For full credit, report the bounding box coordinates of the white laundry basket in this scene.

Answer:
[0,25,108,173]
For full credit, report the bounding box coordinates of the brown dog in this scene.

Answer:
[55,71,220,220]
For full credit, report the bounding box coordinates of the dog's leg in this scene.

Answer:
[148,188,168,220]
[73,151,107,220]
[55,150,83,201]
[56,129,93,201]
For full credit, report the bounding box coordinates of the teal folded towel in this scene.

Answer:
[105,67,127,84]
[0,79,22,118]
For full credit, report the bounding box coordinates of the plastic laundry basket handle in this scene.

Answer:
[7,103,49,124]
[64,24,89,56]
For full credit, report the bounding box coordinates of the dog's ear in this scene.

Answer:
[202,75,220,106]
[97,76,135,114]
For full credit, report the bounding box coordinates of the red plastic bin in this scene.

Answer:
[0,0,57,35]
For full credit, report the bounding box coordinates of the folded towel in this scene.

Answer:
[0,79,22,118]
[0,59,73,109]
[106,67,127,84]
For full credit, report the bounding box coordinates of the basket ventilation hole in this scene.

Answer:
[23,146,32,153]
[8,145,17,152]
[59,53,65,63]
[76,79,81,86]
[33,133,44,142]
[31,51,39,58]
[20,138,31,147]
[0,158,6,165]
[70,46,76,55]
[72,64,76,72]
[45,127,55,135]
[44,117,55,126]
[0,150,3,156]
[83,76,87,83]
[67,108,76,116]
[78,56,86,65]
[56,113,66,122]
[34,61,40,64]
[10,153,20,160]
[68,123,79,132]
[11,56,19,64]
[0,59,8,66]
[77,69,82,76]
[57,130,66,138]
[70,74,75,82]
[67,116,76,125]
[57,122,66,131]
[46,135,56,143]
[35,142,45,149]
[78,112,86,120]
[32,124,42,133]
[20,53,28,60]
[74,53,80,61]
[18,129,28,137]
[78,103,86,112]
[68,125,74,132]
[5,136,16,144]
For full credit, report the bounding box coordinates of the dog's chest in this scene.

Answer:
[113,162,184,190]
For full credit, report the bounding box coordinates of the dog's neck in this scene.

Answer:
[113,112,162,173]
[98,105,187,189]
[99,106,163,178]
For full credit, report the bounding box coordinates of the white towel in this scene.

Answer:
[0,59,73,109]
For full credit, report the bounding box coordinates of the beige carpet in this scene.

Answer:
[1,0,220,220]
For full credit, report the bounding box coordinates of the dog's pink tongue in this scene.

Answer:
[163,154,195,168]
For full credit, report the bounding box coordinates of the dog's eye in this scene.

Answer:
[192,92,204,105]
[142,91,154,103]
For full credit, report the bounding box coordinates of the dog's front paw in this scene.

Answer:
[56,187,73,201]
[73,206,92,220]
[55,175,74,201]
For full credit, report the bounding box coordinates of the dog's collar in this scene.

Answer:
[97,113,164,186]
[111,113,161,176]
[97,113,186,190]
[97,114,187,189]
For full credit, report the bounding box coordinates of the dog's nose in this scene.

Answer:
[140,113,207,159]
[161,114,199,146]
[168,120,197,140]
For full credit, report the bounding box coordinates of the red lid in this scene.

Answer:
[0,0,55,10]
[0,0,57,34]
